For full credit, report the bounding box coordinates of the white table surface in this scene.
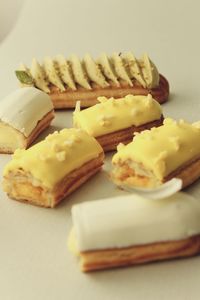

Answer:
[1,1,200,299]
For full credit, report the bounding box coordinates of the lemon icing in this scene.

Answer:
[0,87,53,137]
[73,94,162,137]
[112,118,200,180]
[16,52,160,91]
[3,128,103,189]
[70,192,200,252]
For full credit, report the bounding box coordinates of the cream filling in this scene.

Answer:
[111,160,161,188]
[0,122,25,151]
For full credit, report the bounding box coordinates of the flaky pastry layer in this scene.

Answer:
[80,234,200,272]
[50,74,169,109]
[97,116,163,152]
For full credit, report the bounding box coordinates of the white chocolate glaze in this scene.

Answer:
[71,192,200,251]
[0,87,53,137]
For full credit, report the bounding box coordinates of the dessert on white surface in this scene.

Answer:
[69,192,200,272]
[73,94,163,151]
[15,52,169,108]
[3,128,104,207]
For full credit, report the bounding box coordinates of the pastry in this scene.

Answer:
[3,128,104,207]
[111,118,200,189]
[15,52,169,108]
[0,87,54,154]
[68,192,200,272]
[73,94,163,151]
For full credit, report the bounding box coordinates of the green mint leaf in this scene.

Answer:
[15,70,34,85]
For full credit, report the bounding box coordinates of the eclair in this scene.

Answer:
[68,193,200,272]
[111,118,200,189]
[0,87,54,154]
[15,52,169,108]
[73,94,163,151]
[3,128,104,207]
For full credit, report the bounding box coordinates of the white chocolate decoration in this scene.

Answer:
[0,87,53,137]
[70,54,91,89]
[139,53,160,88]
[73,94,162,137]
[30,58,50,93]
[55,55,76,90]
[43,56,65,91]
[83,54,109,88]
[122,52,146,88]
[17,53,160,91]
[111,52,133,86]
[71,192,200,252]
[97,53,119,86]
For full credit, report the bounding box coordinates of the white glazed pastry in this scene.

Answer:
[0,87,54,153]
[68,192,200,272]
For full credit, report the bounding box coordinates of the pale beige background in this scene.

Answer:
[0,0,200,299]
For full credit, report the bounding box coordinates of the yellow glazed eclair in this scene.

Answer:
[3,128,104,207]
[0,87,54,154]
[68,193,200,272]
[15,52,169,108]
[73,94,163,151]
[111,118,200,189]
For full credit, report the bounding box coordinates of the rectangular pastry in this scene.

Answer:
[0,87,54,154]
[68,193,200,272]
[111,118,200,189]
[3,128,104,207]
[73,94,163,151]
[15,52,169,108]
